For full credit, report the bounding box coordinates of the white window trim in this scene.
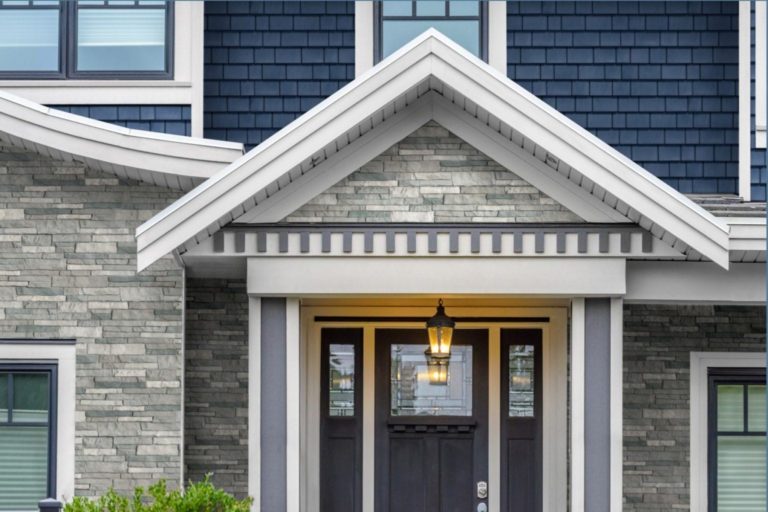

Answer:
[757,1,767,149]
[354,1,507,76]
[0,2,204,136]
[689,351,765,512]
[0,341,76,504]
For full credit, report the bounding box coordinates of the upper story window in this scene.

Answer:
[376,0,486,62]
[0,0,173,79]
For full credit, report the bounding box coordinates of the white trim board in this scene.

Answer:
[739,2,752,199]
[689,352,765,512]
[756,1,767,149]
[246,257,626,297]
[136,30,730,272]
[0,342,76,504]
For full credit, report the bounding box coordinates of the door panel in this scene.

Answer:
[501,329,543,512]
[376,329,488,512]
[320,328,363,512]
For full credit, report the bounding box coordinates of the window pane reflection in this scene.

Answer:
[328,344,355,417]
[390,344,472,416]
[509,345,534,417]
[0,6,60,71]
[381,20,480,58]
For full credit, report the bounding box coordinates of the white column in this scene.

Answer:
[248,297,261,511]
[286,299,301,512]
[570,298,586,512]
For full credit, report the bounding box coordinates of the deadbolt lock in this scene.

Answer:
[476,481,488,499]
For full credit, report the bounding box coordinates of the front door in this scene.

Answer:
[375,329,488,512]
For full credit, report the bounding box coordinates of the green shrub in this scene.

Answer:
[64,476,252,512]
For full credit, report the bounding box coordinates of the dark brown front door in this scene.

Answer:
[375,329,488,512]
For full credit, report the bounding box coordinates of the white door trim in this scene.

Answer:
[301,304,568,512]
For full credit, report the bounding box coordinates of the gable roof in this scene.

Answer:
[0,91,244,190]
[136,29,731,271]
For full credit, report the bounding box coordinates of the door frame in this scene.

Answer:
[302,304,568,512]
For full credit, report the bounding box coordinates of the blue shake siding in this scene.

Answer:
[49,105,191,136]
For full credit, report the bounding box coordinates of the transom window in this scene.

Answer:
[708,368,767,512]
[0,365,57,511]
[0,0,173,79]
[376,0,486,62]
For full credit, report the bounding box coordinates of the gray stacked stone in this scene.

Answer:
[284,122,582,223]
[0,141,184,495]
[184,278,248,498]
[623,304,766,511]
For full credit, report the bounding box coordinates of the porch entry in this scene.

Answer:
[319,327,543,512]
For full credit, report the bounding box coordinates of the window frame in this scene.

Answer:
[0,0,174,80]
[0,362,58,504]
[707,367,766,511]
[373,0,488,64]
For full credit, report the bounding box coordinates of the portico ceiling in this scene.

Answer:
[136,30,733,271]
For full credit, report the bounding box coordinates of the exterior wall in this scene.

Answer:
[0,142,184,495]
[284,122,582,223]
[204,1,355,148]
[623,304,766,511]
[49,105,192,136]
[507,2,739,194]
[184,278,249,498]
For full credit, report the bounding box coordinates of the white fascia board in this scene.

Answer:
[0,90,243,179]
[625,261,766,304]
[136,30,730,271]
[727,216,767,251]
[247,257,626,297]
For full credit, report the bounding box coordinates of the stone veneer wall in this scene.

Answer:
[623,304,766,511]
[184,278,249,498]
[284,122,583,223]
[0,142,184,495]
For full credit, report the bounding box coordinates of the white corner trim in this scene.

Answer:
[0,2,199,107]
[609,298,623,512]
[689,352,765,512]
[285,299,301,512]
[248,297,261,511]
[757,1,767,148]
[0,342,76,504]
[187,2,205,138]
[739,1,752,200]
[570,298,585,512]
[487,1,507,74]
[355,2,375,77]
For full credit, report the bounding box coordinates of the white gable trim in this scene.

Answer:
[0,90,243,190]
[136,30,730,271]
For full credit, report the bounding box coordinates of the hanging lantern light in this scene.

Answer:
[425,352,449,385]
[426,298,455,358]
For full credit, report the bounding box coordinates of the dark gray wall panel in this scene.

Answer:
[260,298,287,511]
[584,298,611,512]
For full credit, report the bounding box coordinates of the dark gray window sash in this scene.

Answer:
[373,0,488,64]
[0,363,58,500]
[706,367,767,511]
[0,0,173,79]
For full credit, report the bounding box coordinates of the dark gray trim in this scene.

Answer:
[314,316,549,323]
[260,298,287,512]
[584,298,611,512]
[0,339,76,345]
[226,223,653,255]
